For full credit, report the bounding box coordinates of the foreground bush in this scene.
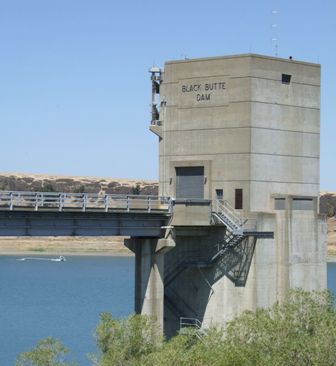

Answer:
[16,337,74,366]
[17,290,336,366]
[223,289,336,366]
[94,313,162,366]
[140,290,336,366]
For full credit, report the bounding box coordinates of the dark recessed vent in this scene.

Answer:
[282,73,292,84]
[235,188,243,209]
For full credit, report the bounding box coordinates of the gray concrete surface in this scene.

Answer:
[149,54,327,336]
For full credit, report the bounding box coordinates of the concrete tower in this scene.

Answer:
[148,54,326,336]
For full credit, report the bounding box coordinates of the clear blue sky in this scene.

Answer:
[0,0,335,190]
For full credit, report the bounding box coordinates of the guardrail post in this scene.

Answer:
[82,194,87,212]
[59,193,64,212]
[127,196,130,212]
[104,195,109,212]
[148,197,151,212]
[35,192,38,211]
[10,192,13,211]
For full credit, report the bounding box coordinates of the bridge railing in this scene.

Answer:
[0,191,172,213]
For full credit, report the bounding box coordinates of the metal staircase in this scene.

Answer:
[164,199,273,326]
[209,199,247,264]
[164,200,252,288]
[163,200,265,331]
[212,199,244,234]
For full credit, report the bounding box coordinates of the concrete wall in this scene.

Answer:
[159,54,321,213]
[159,55,253,207]
[249,57,320,212]
[149,53,326,336]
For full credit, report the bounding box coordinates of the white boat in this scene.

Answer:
[50,256,66,262]
[17,256,66,262]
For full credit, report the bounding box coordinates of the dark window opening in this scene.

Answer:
[235,189,243,209]
[282,74,292,84]
[292,197,313,210]
[216,189,223,200]
[274,198,286,210]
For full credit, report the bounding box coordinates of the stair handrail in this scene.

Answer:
[180,317,204,339]
[180,317,202,330]
[212,199,244,228]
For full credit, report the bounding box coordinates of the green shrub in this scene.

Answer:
[141,290,336,366]
[16,290,336,366]
[94,313,162,366]
[16,337,74,366]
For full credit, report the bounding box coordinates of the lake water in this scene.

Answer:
[0,256,335,366]
[0,256,134,366]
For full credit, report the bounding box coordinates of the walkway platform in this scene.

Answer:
[0,191,172,237]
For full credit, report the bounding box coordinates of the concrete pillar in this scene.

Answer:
[135,239,164,327]
[125,233,175,330]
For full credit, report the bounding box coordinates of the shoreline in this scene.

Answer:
[1,250,335,261]
[0,236,132,257]
[0,250,134,257]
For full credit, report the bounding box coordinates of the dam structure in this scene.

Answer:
[147,53,326,336]
[0,53,326,337]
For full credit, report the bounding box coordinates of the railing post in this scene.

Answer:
[35,192,38,211]
[10,192,13,211]
[59,193,64,212]
[127,196,130,212]
[104,195,109,212]
[82,194,87,212]
[148,197,151,212]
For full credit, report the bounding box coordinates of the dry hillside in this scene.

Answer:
[0,173,158,195]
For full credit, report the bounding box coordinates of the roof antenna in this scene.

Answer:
[271,9,278,56]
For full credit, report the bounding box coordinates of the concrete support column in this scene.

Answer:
[125,232,175,330]
[135,239,164,327]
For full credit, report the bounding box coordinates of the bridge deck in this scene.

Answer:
[0,192,273,238]
[0,191,172,237]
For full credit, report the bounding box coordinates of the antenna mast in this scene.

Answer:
[271,9,278,56]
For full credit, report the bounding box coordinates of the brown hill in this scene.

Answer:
[0,173,158,195]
